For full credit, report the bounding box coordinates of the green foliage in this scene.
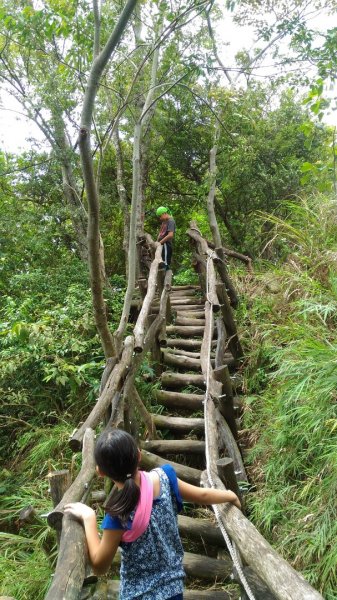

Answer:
[241,194,337,599]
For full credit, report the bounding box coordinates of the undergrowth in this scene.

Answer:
[238,196,337,599]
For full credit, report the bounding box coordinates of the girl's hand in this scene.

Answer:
[64,502,96,523]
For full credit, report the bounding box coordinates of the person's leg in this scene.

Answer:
[166,594,183,600]
[161,243,168,266]
[165,244,172,270]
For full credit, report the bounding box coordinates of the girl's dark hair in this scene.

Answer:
[95,428,140,525]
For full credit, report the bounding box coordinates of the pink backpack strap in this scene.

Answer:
[121,470,153,542]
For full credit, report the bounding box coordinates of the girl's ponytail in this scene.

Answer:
[95,429,140,525]
[104,477,140,526]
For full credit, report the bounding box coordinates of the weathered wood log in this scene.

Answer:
[216,283,243,359]
[171,284,200,290]
[183,590,231,600]
[99,357,117,394]
[178,514,227,547]
[170,297,204,306]
[215,317,227,369]
[168,304,205,312]
[140,450,202,485]
[155,389,204,410]
[121,365,157,439]
[69,337,134,451]
[201,471,324,600]
[48,429,96,530]
[166,325,205,337]
[175,310,205,319]
[238,567,277,600]
[45,430,96,600]
[214,366,238,440]
[153,296,202,307]
[216,409,248,485]
[222,247,253,273]
[171,289,201,297]
[111,548,231,581]
[161,371,205,389]
[151,413,205,433]
[187,222,221,309]
[47,469,72,544]
[214,246,238,308]
[200,301,223,400]
[91,490,106,503]
[141,439,205,454]
[176,316,206,326]
[206,239,253,273]
[147,314,162,375]
[155,269,172,350]
[137,277,148,299]
[45,514,89,600]
[163,351,211,371]
[183,551,231,581]
[134,242,163,352]
[166,337,204,349]
[104,581,231,600]
[162,347,203,358]
[18,505,36,525]
[216,457,242,504]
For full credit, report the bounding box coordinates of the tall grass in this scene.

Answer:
[241,195,337,599]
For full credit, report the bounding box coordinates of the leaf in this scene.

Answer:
[300,162,314,173]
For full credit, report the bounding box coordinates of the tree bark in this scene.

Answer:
[200,471,324,600]
[151,413,204,434]
[69,336,134,451]
[133,241,163,352]
[113,129,130,277]
[47,429,96,531]
[78,0,138,359]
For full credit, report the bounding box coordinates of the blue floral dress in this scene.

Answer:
[101,465,185,600]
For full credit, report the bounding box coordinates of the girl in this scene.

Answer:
[65,428,241,600]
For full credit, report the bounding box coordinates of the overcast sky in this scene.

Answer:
[0,5,336,154]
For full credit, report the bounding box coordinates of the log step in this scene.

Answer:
[155,389,204,410]
[169,304,205,311]
[140,439,205,454]
[166,325,205,337]
[161,371,205,389]
[176,310,206,318]
[171,285,200,291]
[105,581,231,600]
[140,450,202,485]
[171,290,202,297]
[163,352,234,371]
[178,514,227,547]
[112,550,231,581]
[163,352,212,371]
[176,317,206,326]
[170,298,204,306]
[162,347,205,358]
[166,338,217,350]
[151,413,204,433]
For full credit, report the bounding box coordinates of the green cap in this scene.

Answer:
[156,206,168,216]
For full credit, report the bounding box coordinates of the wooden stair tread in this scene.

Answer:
[166,338,217,349]
[161,371,205,389]
[140,439,205,454]
[155,389,204,410]
[112,549,232,581]
[166,325,206,337]
[151,413,204,433]
[140,450,202,485]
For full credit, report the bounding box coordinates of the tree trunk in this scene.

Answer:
[206,123,222,248]
[113,129,130,277]
[78,0,138,358]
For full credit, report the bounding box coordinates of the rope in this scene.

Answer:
[204,253,256,600]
